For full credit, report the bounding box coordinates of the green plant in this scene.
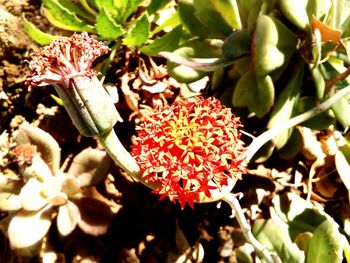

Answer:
[23,0,185,71]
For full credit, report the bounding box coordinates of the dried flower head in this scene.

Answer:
[26,32,109,88]
[11,143,38,165]
[25,33,118,137]
[131,97,247,209]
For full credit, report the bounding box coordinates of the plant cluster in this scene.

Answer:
[0,0,350,262]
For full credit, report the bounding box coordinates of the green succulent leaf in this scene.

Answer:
[279,0,332,31]
[193,0,241,37]
[123,13,150,46]
[233,71,274,118]
[113,0,144,23]
[306,220,345,263]
[331,97,350,127]
[79,0,98,16]
[95,7,124,38]
[140,25,183,56]
[94,0,118,17]
[23,15,58,45]
[267,61,304,149]
[277,128,302,159]
[220,30,251,62]
[253,218,305,263]
[147,0,172,14]
[270,193,328,239]
[41,0,95,32]
[296,97,335,129]
[178,0,219,39]
[8,208,53,248]
[166,41,221,83]
[253,15,298,76]
[57,0,95,21]
[335,132,350,191]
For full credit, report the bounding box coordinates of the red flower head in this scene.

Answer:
[131,97,247,209]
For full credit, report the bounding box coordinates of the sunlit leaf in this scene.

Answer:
[253,218,305,262]
[233,71,274,118]
[95,7,124,38]
[267,61,304,149]
[0,193,22,211]
[147,0,172,14]
[42,0,94,32]
[335,133,350,190]
[253,15,297,76]
[19,178,48,211]
[113,0,144,23]
[23,15,58,45]
[140,25,183,56]
[57,202,80,236]
[123,13,150,46]
[8,208,52,248]
[57,0,95,21]
[306,220,345,263]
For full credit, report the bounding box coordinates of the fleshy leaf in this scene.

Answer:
[331,97,350,128]
[233,70,274,118]
[19,178,48,211]
[57,202,80,236]
[253,218,305,262]
[0,193,22,211]
[16,123,61,176]
[253,15,298,76]
[41,0,94,32]
[267,61,304,149]
[23,15,58,45]
[193,0,239,37]
[95,6,124,38]
[140,25,183,56]
[123,13,150,46]
[8,208,52,248]
[178,0,219,39]
[166,41,221,83]
[147,0,172,14]
[57,0,95,21]
[113,0,144,23]
[296,97,335,130]
[68,148,111,187]
[306,220,345,263]
[335,133,350,191]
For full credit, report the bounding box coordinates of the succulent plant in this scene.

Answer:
[1,123,113,250]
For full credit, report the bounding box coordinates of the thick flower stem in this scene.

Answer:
[246,84,350,161]
[97,129,159,190]
[223,193,277,263]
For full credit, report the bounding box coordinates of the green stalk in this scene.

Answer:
[97,129,160,190]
